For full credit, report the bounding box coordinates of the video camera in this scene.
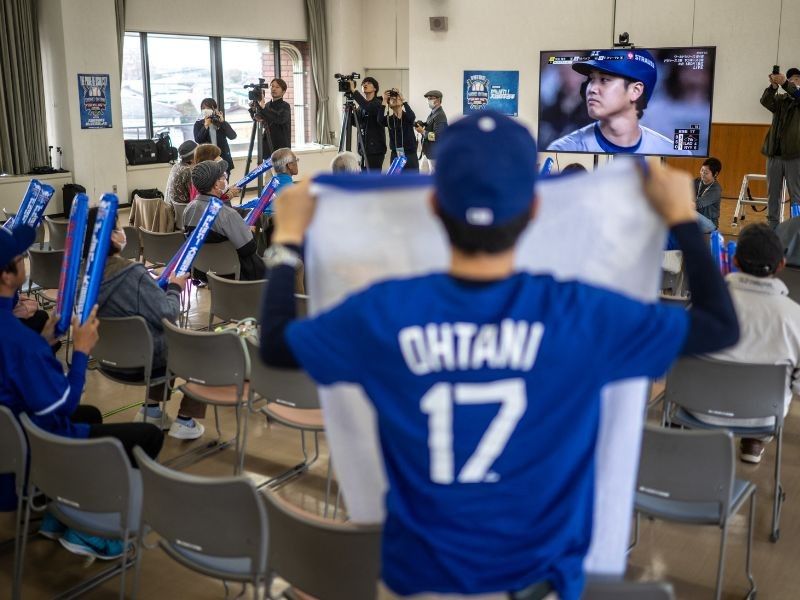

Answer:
[244,78,270,103]
[334,72,361,94]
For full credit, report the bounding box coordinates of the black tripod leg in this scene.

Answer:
[240,121,259,202]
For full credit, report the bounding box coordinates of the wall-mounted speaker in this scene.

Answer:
[429,16,448,32]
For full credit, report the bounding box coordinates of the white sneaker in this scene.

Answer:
[168,419,205,440]
[134,407,173,431]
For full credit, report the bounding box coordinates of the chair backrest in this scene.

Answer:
[295,293,308,318]
[133,447,268,578]
[0,406,27,496]
[44,216,69,251]
[139,228,184,266]
[162,319,248,388]
[20,413,139,529]
[264,490,381,600]
[246,339,320,410]
[637,425,735,520]
[665,356,786,422]
[173,202,187,231]
[776,266,800,303]
[207,271,265,323]
[28,246,64,290]
[194,241,240,280]
[121,225,142,260]
[92,316,154,375]
[581,580,674,600]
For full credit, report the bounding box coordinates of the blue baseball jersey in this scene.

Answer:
[547,122,680,155]
[286,273,688,599]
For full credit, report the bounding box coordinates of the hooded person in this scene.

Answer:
[183,160,266,281]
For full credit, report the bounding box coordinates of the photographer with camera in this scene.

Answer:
[254,78,292,155]
[377,88,419,172]
[348,77,387,171]
[193,98,237,177]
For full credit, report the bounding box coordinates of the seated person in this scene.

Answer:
[0,225,163,559]
[694,157,722,233]
[164,140,197,206]
[184,160,266,281]
[188,144,241,203]
[84,207,206,440]
[560,162,587,175]
[693,223,800,463]
[331,151,362,173]
[240,147,298,213]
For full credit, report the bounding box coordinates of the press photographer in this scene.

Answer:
[348,76,387,171]
[193,97,237,176]
[378,88,419,172]
[252,78,292,155]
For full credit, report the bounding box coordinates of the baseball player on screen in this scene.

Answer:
[548,49,675,154]
[258,111,738,599]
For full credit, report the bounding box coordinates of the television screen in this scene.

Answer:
[538,47,716,156]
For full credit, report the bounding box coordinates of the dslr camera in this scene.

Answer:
[334,72,361,94]
[387,89,400,98]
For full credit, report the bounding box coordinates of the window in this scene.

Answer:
[120,32,315,152]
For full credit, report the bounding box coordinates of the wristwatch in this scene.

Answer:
[263,243,302,269]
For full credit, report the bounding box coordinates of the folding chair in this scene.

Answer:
[264,490,382,600]
[776,266,800,303]
[91,316,169,423]
[632,426,756,600]
[206,271,265,330]
[663,356,786,541]
[172,202,187,231]
[44,216,69,250]
[138,228,184,268]
[27,246,63,306]
[161,319,250,473]
[193,241,241,280]
[0,407,28,600]
[131,448,269,599]
[581,580,674,599]
[19,414,141,600]
[121,225,142,261]
[244,339,329,491]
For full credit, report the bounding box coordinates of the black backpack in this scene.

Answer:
[154,131,178,163]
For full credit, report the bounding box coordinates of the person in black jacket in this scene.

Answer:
[378,88,419,172]
[348,77,387,171]
[193,98,237,177]
[255,78,292,156]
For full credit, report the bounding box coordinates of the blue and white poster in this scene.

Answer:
[463,70,519,116]
[78,74,112,129]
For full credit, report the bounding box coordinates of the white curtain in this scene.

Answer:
[305,0,333,145]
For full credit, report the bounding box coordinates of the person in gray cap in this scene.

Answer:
[165,139,197,206]
[415,90,448,173]
[184,160,266,281]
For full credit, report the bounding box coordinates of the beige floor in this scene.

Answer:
[1,197,799,599]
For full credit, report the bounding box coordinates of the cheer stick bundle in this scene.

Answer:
[3,179,56,230]
[54,194,90,336]
[156,197,224,289]
[386,155,408,175]
[539,157,555,176]
[244,177,281,226]
[710,231,738,275]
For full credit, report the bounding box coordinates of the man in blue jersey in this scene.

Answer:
[548,50,675,155]
[259,111,738,599]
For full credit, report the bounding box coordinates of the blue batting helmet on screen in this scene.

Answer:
[572,49,658,103]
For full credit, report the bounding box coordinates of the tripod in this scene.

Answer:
[240,114,275,203]
[339,95,367,167]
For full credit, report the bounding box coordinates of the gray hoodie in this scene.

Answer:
[96,255,182,365]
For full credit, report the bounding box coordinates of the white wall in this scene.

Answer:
[125,0,307,40]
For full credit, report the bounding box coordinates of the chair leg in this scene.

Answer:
[118,530,131,600]
[131,530,145,600]
[627,511,640,554]
[234,403,243,475]
[771,427,784,542]
[715,521,729,600]
[12,494,26,600]
[324,454,334,518]
[745,493,757,599]
[16,490,33,600]
[214,405,223,439]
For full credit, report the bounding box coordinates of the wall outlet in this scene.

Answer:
[112,184,118,193]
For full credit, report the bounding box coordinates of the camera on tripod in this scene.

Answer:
[334,72,361,94]
[244,78,270,103]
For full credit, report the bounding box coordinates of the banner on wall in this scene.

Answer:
[463,70,519,116]
[78,74,112,129]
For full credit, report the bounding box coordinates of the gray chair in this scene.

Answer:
[633,426,756,600]
[663,356,786,542]
[193,240,241,280]
[121,225,142,261]
[138,227,184,268]
[161,319,250,473]
[206,271,266,330]
[19,413,141,600]
[44,215,69,251]
[91,316,168,423]
[264,490,382,600]
[131,447,269,599]
[245,338,327,492]
[581,580,674,599]
[0,407,28,600]
[172,202,187,231]
[27,246,63,305]
[776,266,800,303]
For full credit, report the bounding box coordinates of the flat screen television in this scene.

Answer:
[538,47,716,157]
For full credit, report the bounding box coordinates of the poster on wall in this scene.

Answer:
[463,70,519,116]
[78,74,112,129]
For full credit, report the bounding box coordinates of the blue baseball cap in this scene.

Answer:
[435,111,537,226]
[0,224,35,267]
[572,49,658,103]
